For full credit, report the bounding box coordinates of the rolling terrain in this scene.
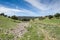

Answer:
[19,18,60,40]
[0,16,20,40]
[0,16,60,40]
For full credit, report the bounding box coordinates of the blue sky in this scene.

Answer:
[0,0,60,16]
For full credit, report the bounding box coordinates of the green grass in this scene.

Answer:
[0,16,21,30]
[0,16,15,29]
[41,18,60,25]
[0,33,14,40]
[19,18,60,40]
[0,16,60,40]
[0,16,20,40]
[19,23,44,40]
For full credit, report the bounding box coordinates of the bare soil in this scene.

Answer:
[11,22,29,40]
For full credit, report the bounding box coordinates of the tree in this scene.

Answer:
[8,16,11,18]
[22,19,30,21]
[48,15,53,19]
[0,13,4,16]
[11,15,18,20]
[4,15,7,17]
[54,13,60,19]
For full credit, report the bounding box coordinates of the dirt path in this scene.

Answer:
[11,22,29,40]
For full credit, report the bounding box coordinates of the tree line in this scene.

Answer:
[0,13,60,21]
[0,13,18,20]
[45,13,60,19]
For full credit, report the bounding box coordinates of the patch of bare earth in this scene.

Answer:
[11,22,29,40]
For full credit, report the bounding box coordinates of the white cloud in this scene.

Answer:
[0,6,23,12]
[50,0,60,13]
[1,0,60,16]
[25,0,51,10]
[21,9,39,16]
[0,6,25,16]
[25,0,60,15]
[25,0,60,11]
[0,6,38,16]
[0,6,22,14]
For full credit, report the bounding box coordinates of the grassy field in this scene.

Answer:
[0,16,20,40]
[19,18,60,40]
[0,16,60,40]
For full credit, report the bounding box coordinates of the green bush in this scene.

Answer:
[0,13,5,16]
[48,15,53,19]
[11,15,18,20]
[54,13,60,19]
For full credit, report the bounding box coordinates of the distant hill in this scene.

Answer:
[18,16,40,20]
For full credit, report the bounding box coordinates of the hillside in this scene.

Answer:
[18,16,40,21]
[0,16,20,40]
[0,16,60,40]
[19,18,60,40]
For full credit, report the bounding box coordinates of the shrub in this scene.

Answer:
[22,19,30,21]
[4,15,7,17]
[54,13,60,19]
[11,15,18,20]
[8,16,11,18]
[48,15,53,19]
[0,13,4,16]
